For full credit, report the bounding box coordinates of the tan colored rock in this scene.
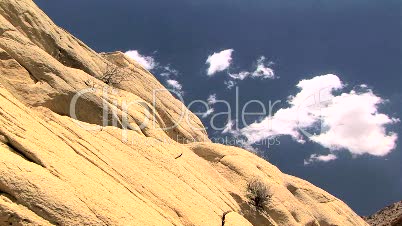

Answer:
[0,0,208,143]
[0,193,52,226]
[186,142,368,226]
[223,212,253,226]
[0,0,369,225]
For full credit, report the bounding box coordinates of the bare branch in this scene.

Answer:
[97,63,129,86]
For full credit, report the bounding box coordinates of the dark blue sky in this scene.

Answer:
[35,0,402,215]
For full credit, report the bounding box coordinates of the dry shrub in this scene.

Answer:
[97,64,128,86]
[246,178,270,211]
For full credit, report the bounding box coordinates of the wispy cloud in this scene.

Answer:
[228,71,251,80]
[207,94,217,105]
[252,56,275,79]
[199,94,219,118]
[229,56,275,80]
[201,108,215,118]
[166,79,183,95]
[224,80,236,89]
[222,120,237,134]
[161,65,179,77]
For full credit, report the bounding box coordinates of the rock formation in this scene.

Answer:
[364,201,402,226]
[0,0,369,225]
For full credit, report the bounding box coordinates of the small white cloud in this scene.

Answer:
[206,49,234,76]
[125,50,156,70]
[304,154,338,165]
[207,94,217,105]
[166,79,183,95]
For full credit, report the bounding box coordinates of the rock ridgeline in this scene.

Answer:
[364,201,402,226]
[0,0,368,225]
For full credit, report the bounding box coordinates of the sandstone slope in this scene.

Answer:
[0,0,368,225]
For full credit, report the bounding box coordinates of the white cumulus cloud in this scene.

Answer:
[310,91,398,156]
[239,74,343,143]
[125,50,156,70]
[228,74,398,161]
[206,49,234,76]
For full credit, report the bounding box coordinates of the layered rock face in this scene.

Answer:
[0,0,368,225]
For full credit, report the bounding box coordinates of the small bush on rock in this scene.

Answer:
[97,63,128,86]
[246,178,270,211]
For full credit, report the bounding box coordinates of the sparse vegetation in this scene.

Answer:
[97,63,128,86]
[246,178,270,211]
